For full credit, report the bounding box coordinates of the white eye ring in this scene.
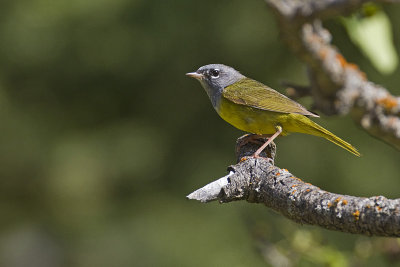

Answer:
[210,69,220,78]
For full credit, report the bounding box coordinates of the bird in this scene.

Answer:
[186,64,360,157]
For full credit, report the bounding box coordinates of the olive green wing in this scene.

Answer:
[223,78,318,117]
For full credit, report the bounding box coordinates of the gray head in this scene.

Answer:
[186,64,245,107]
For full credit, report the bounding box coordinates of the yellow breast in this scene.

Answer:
[216,97,291,135]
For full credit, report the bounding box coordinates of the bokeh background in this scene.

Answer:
[0,0,399,266]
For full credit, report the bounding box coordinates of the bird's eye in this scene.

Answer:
[210,69,220,78]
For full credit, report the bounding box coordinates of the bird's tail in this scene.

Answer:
[297,116,361,157]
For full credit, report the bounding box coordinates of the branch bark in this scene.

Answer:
[187,140,400,237]
[266,0,400,150]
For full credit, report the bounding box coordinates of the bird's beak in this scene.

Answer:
[186,72,204,80]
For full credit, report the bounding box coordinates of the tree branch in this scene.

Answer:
[267,0,369,21]
[187,140,400,237]
[266,0,400,150]
[267,0,399,22]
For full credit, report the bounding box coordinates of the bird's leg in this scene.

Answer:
[253,126,282,158]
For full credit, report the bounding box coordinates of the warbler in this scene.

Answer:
[186,64,360,157]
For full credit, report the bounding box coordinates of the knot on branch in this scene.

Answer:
[235,134,276,163]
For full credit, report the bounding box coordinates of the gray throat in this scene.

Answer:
[201,81,223,109]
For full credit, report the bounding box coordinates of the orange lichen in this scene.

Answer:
[240,157,247,162]
[336,53,347,67]
[283,169,288,172]
[359,70,367,80]
[276,172,281,176]
[353,210,360,220]
[335,53,367,80]
[291,189,297,194]
[347,63,367,80]
[306,189,310,192]
[334,197,342,203]
[376,206,382,211]
[327,202,333,208]
[346,62,359,70]
[366,205,371,209]
[291,184,298,188]
[342,200,348,205]
[377,96,398,111]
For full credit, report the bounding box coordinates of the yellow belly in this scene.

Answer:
[214,97,361,157]
[216,97,299,135]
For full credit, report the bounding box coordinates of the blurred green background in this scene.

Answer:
[0,0,399,266]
